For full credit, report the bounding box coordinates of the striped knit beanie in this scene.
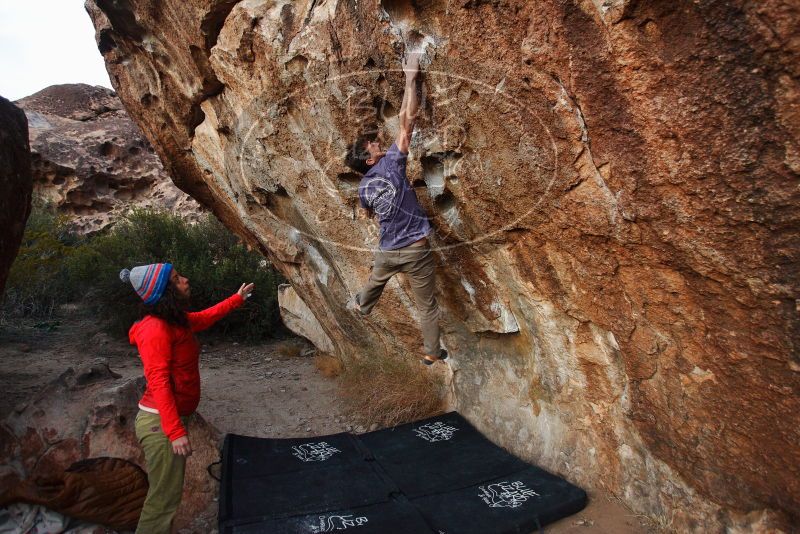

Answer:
[119,263,173,305]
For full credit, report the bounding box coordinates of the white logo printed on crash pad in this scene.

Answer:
[413,422,458,442]
[310,514,368,532]
[478,481,540,508]
[291,442,341,462]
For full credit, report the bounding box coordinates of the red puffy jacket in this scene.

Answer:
[128,293,244,441]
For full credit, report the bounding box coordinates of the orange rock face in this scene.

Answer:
[85,0,799,530]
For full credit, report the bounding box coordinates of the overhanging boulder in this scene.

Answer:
[84,1,800,530]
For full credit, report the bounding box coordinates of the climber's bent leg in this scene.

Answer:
[402,246,441,356]
[358,249,398,315]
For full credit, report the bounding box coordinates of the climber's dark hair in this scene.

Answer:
[140,281,189,328]
[345,134,375,175]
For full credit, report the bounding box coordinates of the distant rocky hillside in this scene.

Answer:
[16,84,201,233]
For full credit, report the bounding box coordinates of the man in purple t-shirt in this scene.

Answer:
[344,53,447,366]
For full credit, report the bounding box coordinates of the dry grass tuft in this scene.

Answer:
[338,352,446,428]
[602,485,675,533]
[276,341,305,358]
[314,353,344,378]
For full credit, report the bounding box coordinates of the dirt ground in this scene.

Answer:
[0,310,653,534]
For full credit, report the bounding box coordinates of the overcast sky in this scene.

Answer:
[0,1,112,101]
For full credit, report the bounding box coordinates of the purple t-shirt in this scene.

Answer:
[358,143,431,250]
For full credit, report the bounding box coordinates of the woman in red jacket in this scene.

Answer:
[120,262,253,534]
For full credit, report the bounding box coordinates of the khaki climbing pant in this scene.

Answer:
[134,410,190,534]
[357,241,441,356]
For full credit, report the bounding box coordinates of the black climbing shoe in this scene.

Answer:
[422,349,448,366]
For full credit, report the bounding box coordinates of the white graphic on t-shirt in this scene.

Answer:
[291,442,341,462]
[478,481,540,508]
[364,176,397,217]
[310,514,368,532]
[413,422,458,442]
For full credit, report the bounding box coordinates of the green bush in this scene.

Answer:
[2,205,285,340]
[2,207,79,317]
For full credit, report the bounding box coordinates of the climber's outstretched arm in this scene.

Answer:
[395,53,421,154]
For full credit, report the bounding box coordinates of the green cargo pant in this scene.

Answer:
[135,410,189,534]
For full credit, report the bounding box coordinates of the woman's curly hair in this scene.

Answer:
[139,282,189,328]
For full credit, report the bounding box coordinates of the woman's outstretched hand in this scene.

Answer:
[237,282,255,300]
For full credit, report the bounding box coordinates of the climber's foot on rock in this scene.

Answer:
[422,349,448,366]
[347,294,363,315]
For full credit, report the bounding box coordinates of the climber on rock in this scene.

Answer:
[344,52,447,366]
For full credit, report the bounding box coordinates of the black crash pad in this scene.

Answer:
[219,433,394,523]
[219,412,588,533]
[358,412,529,497]
[223,498,436,534]
[222,432,365,479]
[411,466,588,534]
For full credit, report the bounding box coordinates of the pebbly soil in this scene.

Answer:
[0,309,652,534]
